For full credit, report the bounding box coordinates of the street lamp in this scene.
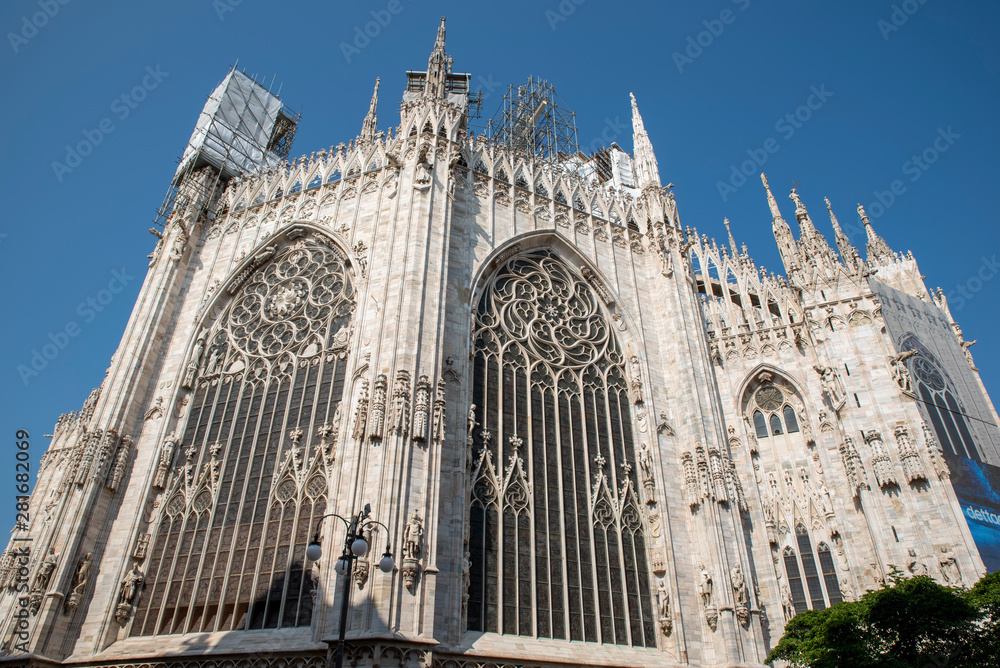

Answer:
[307,503,394,668]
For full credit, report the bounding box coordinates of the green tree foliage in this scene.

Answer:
[766,573,998,667]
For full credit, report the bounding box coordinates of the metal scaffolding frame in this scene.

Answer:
[153,66,300,229]
[486,77,579,161]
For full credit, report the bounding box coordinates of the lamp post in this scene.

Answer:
[306,503,394,668]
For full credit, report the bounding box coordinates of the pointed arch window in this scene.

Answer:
[468,250,656,647]
[132,235,356,636]
[753,411,768,439]
[783,405,799,433]
[816,543,843,605]
[783,546,807,615]
[796,524,825,610]
[769,414,783,436]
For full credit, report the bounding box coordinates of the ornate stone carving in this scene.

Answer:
[781,584,795,622]
[369,374,387,441]
[628,353,643,405]
[731,564,749,627]
[656,411,675,436]
[923,422,950,479]
[144,396,164,421]
[813,364,846,412]
[388,370,411,437]
[352,379,369,441]
[637,441,655,502]
[133,533,151,561]
[888,350,918,394]
[182,336,205,390]
[906,548,928,576]
[839,436,868,496]
[700,566,717,630]
[938,546,961,584]
[153,433,178,489]
[402,511,423,591]
[894,424,926,483]
[657,579,672,636]
[107,435,133,491]
[64,552,92,613]
[412,375,431,442]
[115,563,144,625]
[864,430,897,489]
[432,380,447,445]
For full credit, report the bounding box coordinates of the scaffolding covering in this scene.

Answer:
[154,68,299,228]
[173,69,297,183]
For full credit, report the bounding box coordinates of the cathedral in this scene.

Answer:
[4,18,1000,668]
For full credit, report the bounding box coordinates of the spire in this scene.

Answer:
[761,173,799,274]
[724,217,738,257]
[425,17,452,100]
[857,203,894,264]
[789,188,818,235]
[825,197,862,272]
[361,77,380,141]
[630,92,661,190]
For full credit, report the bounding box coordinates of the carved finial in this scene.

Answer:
[361,77,380,141]
[723,218,738,256]
[857,203,894,264]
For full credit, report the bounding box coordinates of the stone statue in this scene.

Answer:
[698,566,713,608]
[414,146,433,186]
[205,346,220,375]
[153,433,179,489]
[118,564,144,605]
[939,547,961,584]
[789,188,807,215]
[403,511,423,561]
[629,355,644,404]
[65,552,92,612]
[906,548,927,577]
[887,350,917,393]
[781,584,795,621]
[657,580,672,635]
[731,564,748,608]
[33,548,58,592]
[467,404,478,448]
[813,364,846,410]
[638,441,654,483]
[182,336,205,389]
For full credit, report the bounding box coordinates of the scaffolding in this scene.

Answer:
[486,77,579,161]
[153,67,300,229]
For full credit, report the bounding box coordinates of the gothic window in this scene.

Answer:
[753,411,768,439]
[783,546,808,615]
[495,167,508,183]
[133,235,355,637]
[783,405,799,433]
[534,182,549,198]
[468,250,656,647]
[769,414,783,436]
[796,525,825,610]
[902,337,980,461]
[747,381,801,438]
[816,543,843,605]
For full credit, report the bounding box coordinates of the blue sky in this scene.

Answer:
[1,0,999,528]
